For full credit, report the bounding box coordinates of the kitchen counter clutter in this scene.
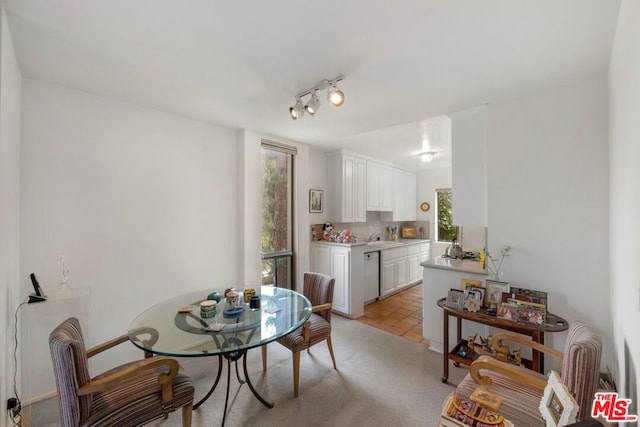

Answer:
[421,256,488,275]
[312,238,430,249]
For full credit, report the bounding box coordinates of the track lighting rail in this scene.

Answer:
[294,75,344,100]
[289,75,345,120]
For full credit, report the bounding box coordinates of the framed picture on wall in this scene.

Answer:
[309,189,323,213]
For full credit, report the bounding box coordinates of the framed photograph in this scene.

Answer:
[485,280,510,307]
[463,285,485,308]
[510,286,548,308]
[496,303,518,321]
[463,289,482,312]
[516,301,547,325]
[309,189,323,213]
[539,371,579,427]
[461,278,483,290]
[446,289,465,310]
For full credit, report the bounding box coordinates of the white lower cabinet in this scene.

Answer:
[381,241,430,297]
[312,242,429,311]
[330,248,350,314]
[312,244,353,315]
[381,247,407,297]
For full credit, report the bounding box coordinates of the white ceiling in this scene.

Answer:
[1,0,621,170]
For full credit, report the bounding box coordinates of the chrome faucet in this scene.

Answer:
[368,233,382,242]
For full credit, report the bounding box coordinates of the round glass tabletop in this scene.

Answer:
[128,286,311,357]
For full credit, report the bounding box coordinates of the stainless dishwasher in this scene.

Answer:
[364,251,380,304]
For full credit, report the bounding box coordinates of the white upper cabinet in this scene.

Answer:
[366,161,393,211]
[381,168,417,222]
[450,105,487,227]
[327,151,367,223]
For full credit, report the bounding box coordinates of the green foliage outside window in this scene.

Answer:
[262,151,290,253]
[437,188,459,243]
[262,148,293,287]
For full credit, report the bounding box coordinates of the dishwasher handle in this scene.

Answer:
[364,251,380,260]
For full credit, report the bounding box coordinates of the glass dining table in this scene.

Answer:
[128,286,311,426]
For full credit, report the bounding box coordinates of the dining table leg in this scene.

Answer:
[442,310,449,383]
[242,350,275,408]
[193,354,224,410]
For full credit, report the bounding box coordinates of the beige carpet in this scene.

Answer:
[30,315,467,427]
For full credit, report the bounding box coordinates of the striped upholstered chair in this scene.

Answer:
[454,321,602,426]
[49,317,194,427]
[262,272,337,397]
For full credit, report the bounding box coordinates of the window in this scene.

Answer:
[261,141,295,288]
[436,188,459,243]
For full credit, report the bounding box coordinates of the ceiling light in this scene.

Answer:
[305,90,321,115]
[327,83,345,106]
[419,152,437,162]
[288,75,345,120]
[289,98,305,120]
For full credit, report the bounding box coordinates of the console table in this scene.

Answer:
[437,298,568,384]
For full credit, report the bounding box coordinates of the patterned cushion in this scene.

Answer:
[455,356,546,426]
[560,321,602,420]
[277,313,332,353]
[85,364,194,426]
[49,317,93,426]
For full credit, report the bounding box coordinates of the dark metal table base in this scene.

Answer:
[193,348,273,426]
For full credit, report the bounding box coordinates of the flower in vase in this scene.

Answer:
[485,246,512,280]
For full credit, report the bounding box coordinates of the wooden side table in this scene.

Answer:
[437,298,568,384]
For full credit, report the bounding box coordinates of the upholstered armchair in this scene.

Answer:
[49,317,194,427]
[262,272,337,397]
[455,321,602,426]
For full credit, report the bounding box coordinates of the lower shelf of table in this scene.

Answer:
[447,339,533,370]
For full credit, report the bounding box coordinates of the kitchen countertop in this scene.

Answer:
[421,256,487,275]
[311,239,430,249]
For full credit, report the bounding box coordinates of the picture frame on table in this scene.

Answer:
[463,284,485,308]
[485,279,510,308]
[510,286,548,307]
[496,303,518,321]
[446,289,465,310]
[463,289,482,312]
[539,371,579,426]
[309,189,323,213]
[461,278,483,290]
[516,301,547,325]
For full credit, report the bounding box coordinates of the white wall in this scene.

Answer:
[20,79,239,374]
[487,72,612,369]
[307,146,329,227]
[417,167,451,255]
[609,0,640,409]
[0,9,22,427]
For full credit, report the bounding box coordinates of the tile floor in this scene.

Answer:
[357,284,430,346]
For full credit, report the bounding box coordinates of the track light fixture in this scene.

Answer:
[419,151,437,162]
[305,90,321,115]
[327,83,345,107]
[289,97,305,120]
[289,75,344,120]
